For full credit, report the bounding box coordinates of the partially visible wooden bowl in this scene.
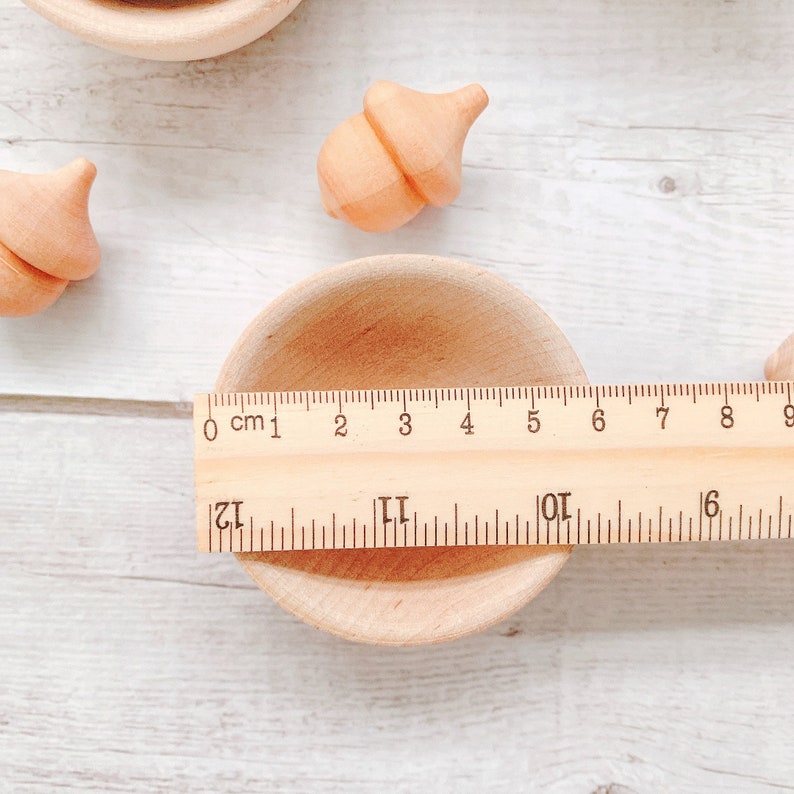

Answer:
[22,0,303,61]
[217,255,587,645]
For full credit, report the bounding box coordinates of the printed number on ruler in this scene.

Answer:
[194,383,794,552]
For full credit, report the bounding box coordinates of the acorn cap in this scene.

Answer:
[0,158,101,281]
[0,240,68,317]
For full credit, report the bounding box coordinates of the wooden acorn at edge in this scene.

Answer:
[0,158,101,317]
[765,334,794,381]
[317,81,489,233]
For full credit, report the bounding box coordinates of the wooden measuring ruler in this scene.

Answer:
[194,382,794,552]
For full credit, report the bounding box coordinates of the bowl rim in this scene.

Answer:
[22,0,303,61]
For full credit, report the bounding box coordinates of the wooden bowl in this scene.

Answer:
[22,0,303,61]
[217,255,587,645]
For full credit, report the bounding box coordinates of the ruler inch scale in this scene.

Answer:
[194,381,794,553]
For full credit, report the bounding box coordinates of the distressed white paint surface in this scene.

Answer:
[1,0,793,790]
[2,411,793,792]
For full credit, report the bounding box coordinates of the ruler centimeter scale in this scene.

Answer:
[194,382,794,553]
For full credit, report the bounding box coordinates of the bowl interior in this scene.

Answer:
[217,255,587,644]
[91,0,218,9]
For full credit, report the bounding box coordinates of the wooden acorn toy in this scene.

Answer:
[317,81,489,233]
[765,334,794,380]
[0,158,101,317]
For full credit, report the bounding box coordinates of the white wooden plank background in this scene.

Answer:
[1,0,793,790]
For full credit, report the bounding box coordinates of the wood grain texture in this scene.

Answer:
[1,0,794,789]
[2,411,793,792]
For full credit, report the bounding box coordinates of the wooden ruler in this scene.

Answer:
[194,382,794,552]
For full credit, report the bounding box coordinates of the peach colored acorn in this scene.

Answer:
[0,158,101,317]
[317,81,489,233]
[765,334,794,381]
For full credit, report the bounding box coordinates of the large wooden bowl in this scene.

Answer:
[217,255,587,645]
[22,0,303,61]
